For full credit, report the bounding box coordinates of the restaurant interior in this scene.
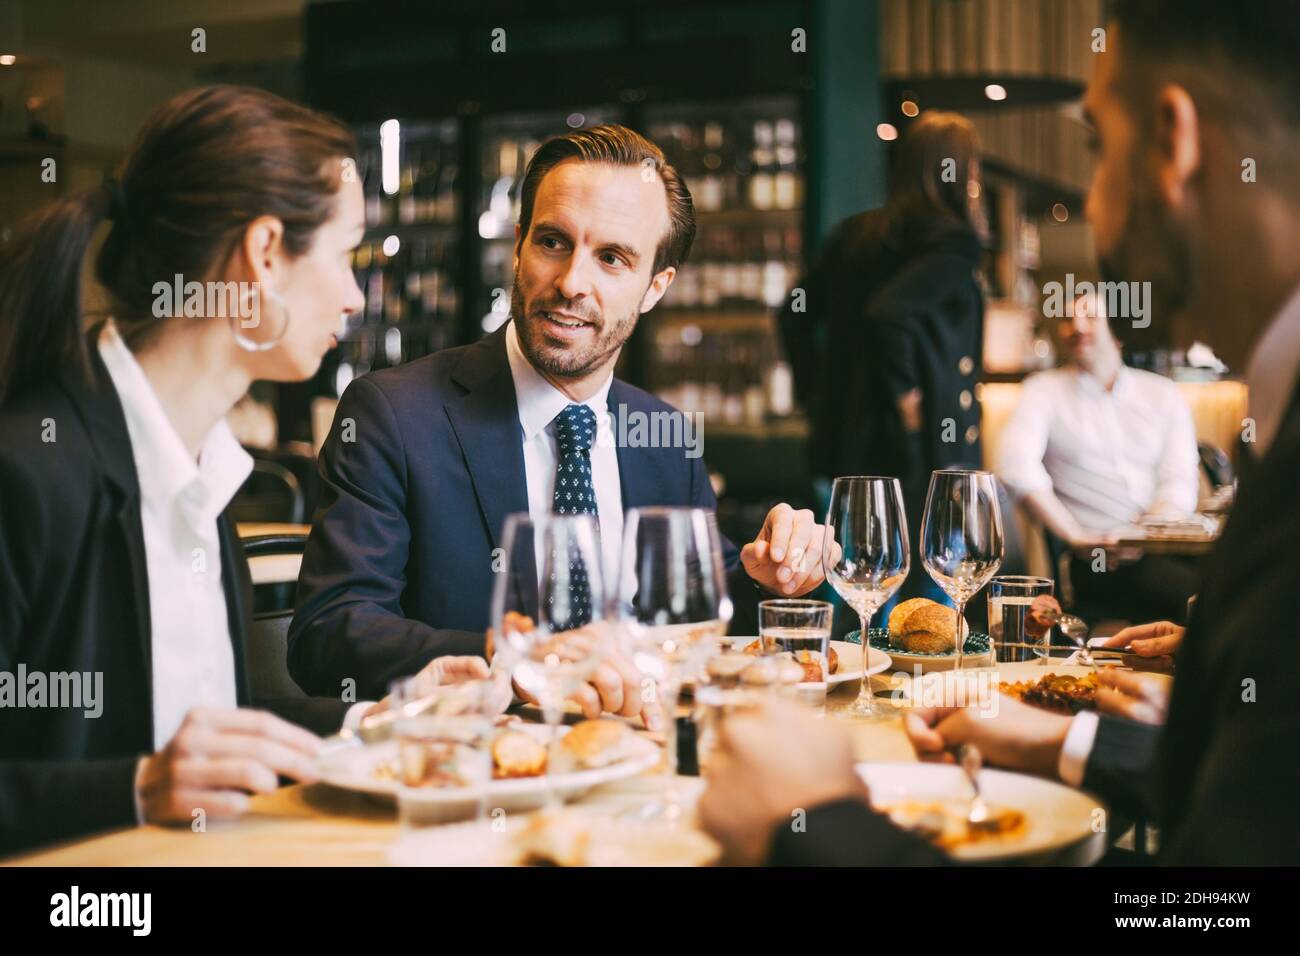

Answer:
[0,0,1290,887]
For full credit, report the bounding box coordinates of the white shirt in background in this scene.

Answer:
[97,320,251,751]
[996,365,1200,532]
[505,320,624,586]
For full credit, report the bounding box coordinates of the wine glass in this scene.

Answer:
[489,512,610,808]
[919,470,1004,669]
[822,476,911,719]
[616,506,733,820]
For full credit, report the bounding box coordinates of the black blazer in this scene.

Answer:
[768,381,1300,867]
[778,211,985,484]
[1080,381,1300,865]
[0,348,348,855]
[289,324,761,700]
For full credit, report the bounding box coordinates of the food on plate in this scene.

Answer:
[882,800,1027,851]
[741,640,839,674]
[555,718,657,772]
[491,730,548,778]
[887,598,935,638]
[999,672,1099,714]
[889,599,968,655]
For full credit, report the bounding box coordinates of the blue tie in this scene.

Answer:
[552,404,598,516]
[551,404,598,627]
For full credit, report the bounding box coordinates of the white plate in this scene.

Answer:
[685,639,891,688]
[388,811,721,867]
[316,723,661,819]
[893,661,1098,709]
[858,761,1107,864]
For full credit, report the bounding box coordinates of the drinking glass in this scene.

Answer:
[616,506,732,819]
[987,576,1054,662]
[823,476,911,719]
[758,599,834,710]
[389,672,499,828]
[489,512,610,808]
[920,470,1004,669]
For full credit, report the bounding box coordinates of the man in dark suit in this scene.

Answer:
[700,0,1300,865]
[289,125,832,714]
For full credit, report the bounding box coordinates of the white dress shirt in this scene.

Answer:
[1057,282,1300,786]
[505,321,623,585]
[97,321,250,751]
[997,365,1200,532]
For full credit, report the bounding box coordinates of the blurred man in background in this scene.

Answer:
[997,290,1201,622]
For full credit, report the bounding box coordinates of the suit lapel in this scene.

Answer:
[60,339,155,697]
[444,328,530,551]
[609,380,675,511]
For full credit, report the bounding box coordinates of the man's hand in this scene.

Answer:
[903,695,1074,779]
[698,698,866,866]
[741,503,836,597]
[1096,669,1172,725]
[512,640,664,732]
[359,655,497,722]
[137,708,322,825]
[1098,620,1184,659]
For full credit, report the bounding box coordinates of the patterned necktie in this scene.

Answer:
[551,403,599,626]
[552,404,598,516]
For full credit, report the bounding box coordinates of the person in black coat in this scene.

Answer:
[778,111,987,602]
[0,86,484,855]
[699,0,1300,867]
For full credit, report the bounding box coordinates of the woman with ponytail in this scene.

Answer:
[0,85,485,854]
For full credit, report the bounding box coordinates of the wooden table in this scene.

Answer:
[3,667,1099,867]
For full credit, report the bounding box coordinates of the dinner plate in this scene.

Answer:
[894,660,1097,709]
[851,627,994,674]
[683,639,891,689]
[316,723,661,819]
[388,810,721,867]
[857,762,1107,864]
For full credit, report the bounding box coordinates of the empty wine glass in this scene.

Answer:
[919,470,1004,669]
[616,506,733,819]
[823,476,910,719]
[490,512,610,808]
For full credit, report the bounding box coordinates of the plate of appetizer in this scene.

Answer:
[681,639,891,692]
[316,717,660,818]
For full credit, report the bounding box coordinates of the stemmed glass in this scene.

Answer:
[822,476,911,719]
[616,506,733,819]
[489,512,610,808]
[919,470,1004,669]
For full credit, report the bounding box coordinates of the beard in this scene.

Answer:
[509,276,641,379]
[1097,170,1195,345]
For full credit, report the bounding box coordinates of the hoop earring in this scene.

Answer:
[230,284,291,353]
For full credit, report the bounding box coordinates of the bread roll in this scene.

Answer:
[897,603,969,655]
[887,598,936,646]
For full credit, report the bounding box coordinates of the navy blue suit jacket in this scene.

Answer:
[289,325,759,699]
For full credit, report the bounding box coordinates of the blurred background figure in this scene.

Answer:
[778,111,988,611]
[996,291,1201,622]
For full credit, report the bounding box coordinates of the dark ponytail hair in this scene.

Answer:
[0,84,357,406]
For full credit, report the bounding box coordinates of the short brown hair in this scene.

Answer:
[516,124,695,275]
